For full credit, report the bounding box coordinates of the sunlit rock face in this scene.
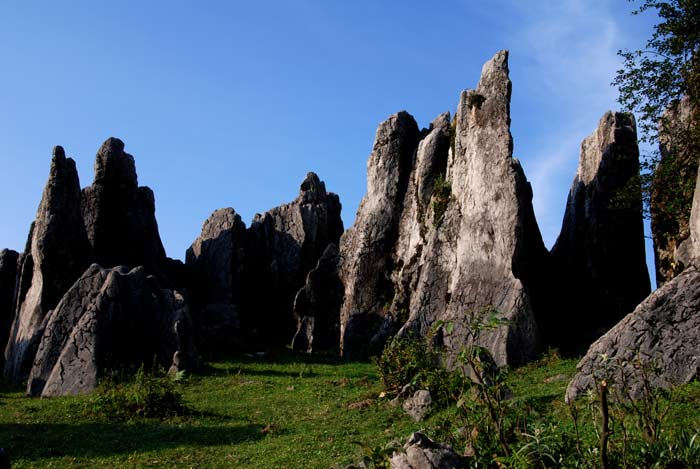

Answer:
[340,51,548,366]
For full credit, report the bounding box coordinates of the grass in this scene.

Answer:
[1,350,699,468]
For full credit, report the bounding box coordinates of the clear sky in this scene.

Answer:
[0,1,659,284]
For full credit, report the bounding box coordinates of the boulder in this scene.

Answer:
[550,112,650,351]
[390,432,465,469]
[399,50,547,366]
[243,172,343,345]
[566,265,700,401]
[402,390,432,422]
[0,249,19,365]
[27,264,197,397]
[81,137,167,276]
[291,243,343,352]
[4,147,90,383]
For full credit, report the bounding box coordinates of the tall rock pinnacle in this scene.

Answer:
[551,112,650,351]
[4,146,90,382]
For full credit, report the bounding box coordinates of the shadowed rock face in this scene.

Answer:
[550,112,650,352]
[652,97,698,286]
[341,51,547,365]
[0,249,19,365]
[676,166,700,267]
[566,264,700,402]
[186,172,343,350]
[244,172,343,345]
[4,147,90,383]
[81,137,167,275]
[185,208,247,352]
[27,264,197,397]
[291,243,343,353]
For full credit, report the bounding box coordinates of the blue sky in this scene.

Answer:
[0,1,659,283]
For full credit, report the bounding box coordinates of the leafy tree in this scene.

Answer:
[613,0,700,284]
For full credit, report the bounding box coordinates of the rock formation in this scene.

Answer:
[81,137,167,277]
[27,264,196,397]
[338,111,422,356]
[4,147,90,383]
[0,249,19,365]
[566,264,700,401]
[185,208,246,351]
[651,96,698,286]
[341,51,548,366]
[550,112,650,351]
[186,172,343,350]
[567,158,700,400]
[290,243,343,352]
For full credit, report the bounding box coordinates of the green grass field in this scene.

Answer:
[1,351,698,468]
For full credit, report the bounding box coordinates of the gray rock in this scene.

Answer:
[81,137,167,276]
[390,432,465,469]
[402,390,432,422]
[27,264,197,397]
[339,111,422,357]
[675,165,700,267]
[566,265,700,402]
[400,50,546,367]
[652,96,698,286]
[0,249,19,366]
[291,243,343,352]
[244,172,343,345]
[550,112,650,351]
[4,146,90,383]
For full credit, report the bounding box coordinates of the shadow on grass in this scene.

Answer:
[0,422,265,462]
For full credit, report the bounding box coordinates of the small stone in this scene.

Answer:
[402,390,432,422]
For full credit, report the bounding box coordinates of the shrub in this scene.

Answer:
[88,365,188,420]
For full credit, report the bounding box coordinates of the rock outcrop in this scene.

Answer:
[340,51,547,365]
[27,264,197,397]
[186,172,343,350]
[566,264,700,401]
[550,112,650,351]
[676,166,700,266]
[390,432,465,469]
[339,111,423,356]
[0,249,19,365]
[185,208,246,351]
[291,243,343,352]
[4,147,90,383]
[243,172,343,344]
[81,137,167,276]
[651,96,698,286]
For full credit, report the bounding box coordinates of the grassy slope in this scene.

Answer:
[0,352,698,468]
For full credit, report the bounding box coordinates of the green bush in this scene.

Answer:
[88,366,188,420]
[431,175,451,227]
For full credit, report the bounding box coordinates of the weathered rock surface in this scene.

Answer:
[27,264,197,397]
[291,243,343,352]
[0,249,19,365]
[675,165,700,268]
[550,112,650,351]
[339,111,422,356]
[243,172,343,344]
[185,208,246,351]
[81,137,167,276]
[566,265,700,401]
[390,432,465,469]
[4,147,90,383]
[652,96,698,286]
[402,390,432,422]
[398,50,547,366]
[184,172,343,351]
